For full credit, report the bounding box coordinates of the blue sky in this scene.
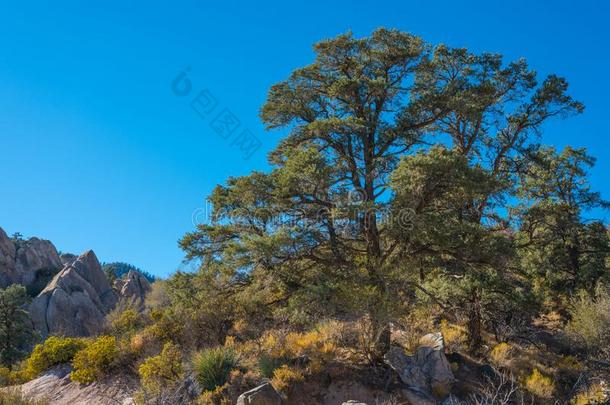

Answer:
[1,0,608,278]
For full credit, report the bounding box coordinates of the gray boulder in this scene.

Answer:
[385,332,456,403]
[236,382,282,405]
[30,250,118,337]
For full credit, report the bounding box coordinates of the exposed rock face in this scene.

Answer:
[59,253,78,267]
[385,332,456,404]
[15,364,137,405]
[114,270,151,305]
[30,250,118,337]
[236,382,282,405]
[0,227,62,289]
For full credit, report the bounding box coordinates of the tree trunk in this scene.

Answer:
[467,289,482,354]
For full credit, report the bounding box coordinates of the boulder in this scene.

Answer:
[15,364,138,405]
[0,227,62,289]
[385,332,456,402]
[29,250,118,337]
[114,270,151,306]
[236,383,282,405]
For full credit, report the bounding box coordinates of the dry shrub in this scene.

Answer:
[524,368,554,399]
[470,369,528,405]
[440,320,468,352]
[565,288,610,354]
[0,389,48,405]
[271,365,304,394]
[256,322,341,376]
[571,381,608,405]
[490,342,513,366]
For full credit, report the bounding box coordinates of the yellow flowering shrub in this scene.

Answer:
[490,342,513,366]
[70,336,119,384]
[271,365,304,394]
[439,320,467,352]
[138,342,184,396]
[258,322,338,377]
[524,368,555,399]
[22,336,86,380]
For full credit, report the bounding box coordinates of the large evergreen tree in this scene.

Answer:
[181,29,584,357]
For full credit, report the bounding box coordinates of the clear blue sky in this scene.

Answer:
[1,0,608,278]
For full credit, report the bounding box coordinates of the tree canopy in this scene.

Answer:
[180,29,604,358]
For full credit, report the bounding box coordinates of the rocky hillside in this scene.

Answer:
[0,227,62,292]
[0,227,151,338]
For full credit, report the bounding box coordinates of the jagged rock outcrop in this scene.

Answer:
[115,269,151,306]
[385,332,456,404]
[0,227,62,289]
[29,250,118,337]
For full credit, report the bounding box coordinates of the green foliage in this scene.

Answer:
[70,336,119,384]
[107,307,145,338]
[179,28,587,356]
[9,233,25,246]
[565,287,610,354]
[256,353,285,379]
[101,262,155,283]
[0,285,36,367]
[138,342,183,395]
[516,147,610,299]
[192,347,238,391]
[23,336,85,379]
[147,266,249,348]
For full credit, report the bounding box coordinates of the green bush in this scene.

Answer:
[192,347,238,391]
[70,336,119,384]
[23,337,86,379]
[138,342,184,395]
[566,288,610,354]
[256,353,286,378]
[107,307,145,338]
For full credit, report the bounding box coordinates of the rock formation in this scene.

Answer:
[0,227,62,290]
[59,253,78,267]
[29,250,118,337]
[236,383,282,405]
[15,364,138,405]
[114,269,152,306]
[384,332,456,404]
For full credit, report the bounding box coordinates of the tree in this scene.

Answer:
[181,29,582,357]
[515,147,610,300]
[0,285,36,367]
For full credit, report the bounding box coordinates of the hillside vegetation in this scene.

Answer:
[2,29,610,404]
